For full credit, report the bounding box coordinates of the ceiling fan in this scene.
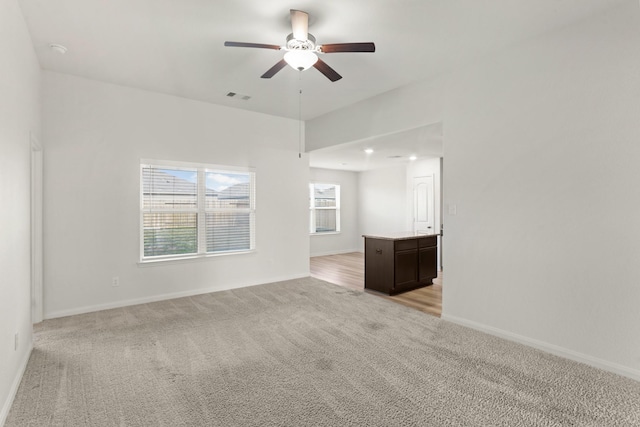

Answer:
[224,9,375,82]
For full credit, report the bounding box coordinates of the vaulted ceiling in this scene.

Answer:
[18,0,623,122]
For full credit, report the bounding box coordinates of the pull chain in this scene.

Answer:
[298,70,302,158]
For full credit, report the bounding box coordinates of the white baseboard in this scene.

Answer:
[441,314,640,382]
[0,341,33,427]
[310,249,361,257]
[44,273,309,320]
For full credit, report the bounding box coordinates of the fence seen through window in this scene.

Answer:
[141,162,255,260]
[310,183,340,234]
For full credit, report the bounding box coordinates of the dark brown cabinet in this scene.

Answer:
[363,233,438,295]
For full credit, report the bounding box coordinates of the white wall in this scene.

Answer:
[0,0,41,422]
[355,159,442,255]
[357,165,408,250]
[309,168,360,256]
[442,0,640,379]
[42,72,309,318]
[306,76,445,151]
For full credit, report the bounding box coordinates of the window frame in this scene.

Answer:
[140,159,256,263]
[309,182,341,235]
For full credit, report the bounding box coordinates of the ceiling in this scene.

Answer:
[17,0,624,170]
[310,123,444,172]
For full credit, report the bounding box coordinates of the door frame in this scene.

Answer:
[31,133,43,323]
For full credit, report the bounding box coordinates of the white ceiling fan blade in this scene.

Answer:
[290,9,309,41]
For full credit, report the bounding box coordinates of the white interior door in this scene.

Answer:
[413,175,434,234]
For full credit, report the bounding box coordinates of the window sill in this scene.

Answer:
[310,232,341,236]
[138,250,255,267]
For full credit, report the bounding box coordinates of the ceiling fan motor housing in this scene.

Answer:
[286,33,317,52]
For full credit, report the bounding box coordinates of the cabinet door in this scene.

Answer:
[395,249,418,291]
[419,246,438,284]
[364,238,394,293]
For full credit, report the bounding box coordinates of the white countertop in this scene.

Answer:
[362,232,439,241]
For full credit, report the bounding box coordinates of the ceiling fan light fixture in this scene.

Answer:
[284,50,318,71]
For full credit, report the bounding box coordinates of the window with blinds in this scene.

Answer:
[141,161,255,261]
[309,183,340,234]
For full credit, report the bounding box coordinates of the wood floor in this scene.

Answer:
[310,252,442,317]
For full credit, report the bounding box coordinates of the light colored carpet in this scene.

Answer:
[6,277,640,426]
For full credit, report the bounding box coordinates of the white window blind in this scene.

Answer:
[309,183,340,234]
[141,161,255,261]
[205,171,254,253]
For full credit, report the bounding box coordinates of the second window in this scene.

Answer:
[309,183,340,234]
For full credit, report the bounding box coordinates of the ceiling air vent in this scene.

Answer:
[226,92,251,101]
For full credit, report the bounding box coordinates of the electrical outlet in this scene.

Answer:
[112,276,120,287]
[14,333,18,351]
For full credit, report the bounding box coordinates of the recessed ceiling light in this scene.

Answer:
[49,43,68,54]
[364,148,374,154]
[409,155,417,161]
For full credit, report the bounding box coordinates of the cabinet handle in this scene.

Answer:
[376,249,383,255]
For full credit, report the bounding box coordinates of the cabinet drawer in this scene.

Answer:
[419,235,437,248]
[395,239,417,251]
